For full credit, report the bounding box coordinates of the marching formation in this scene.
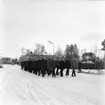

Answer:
[20,55,81,77]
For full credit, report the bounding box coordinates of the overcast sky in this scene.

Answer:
[0,0,105,58]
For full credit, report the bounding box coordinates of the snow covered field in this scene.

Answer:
[0,65,105,105]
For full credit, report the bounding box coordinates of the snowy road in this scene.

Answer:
[0,65,105,105]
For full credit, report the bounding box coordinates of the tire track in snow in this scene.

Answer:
[0,72,7,98]
[13,77,63,105]
[10,73,62,105]
[9,73,105,105]
[33,78,105,105]
[28,81,64,105]
[33,81,84,105]
[54,83,105,105]
[31,80,79,105]
[11,77,45,105]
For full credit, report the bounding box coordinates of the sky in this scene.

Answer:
[0,0,105,58]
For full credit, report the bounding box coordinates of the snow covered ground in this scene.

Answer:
[0,65,105,105]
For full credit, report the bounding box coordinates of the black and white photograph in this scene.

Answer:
[0,0,105,105]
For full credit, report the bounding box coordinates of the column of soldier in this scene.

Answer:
[20,56,82,77]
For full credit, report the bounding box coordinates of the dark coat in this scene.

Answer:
[46,59,53,71]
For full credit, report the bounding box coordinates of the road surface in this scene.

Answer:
[0,65,105,105]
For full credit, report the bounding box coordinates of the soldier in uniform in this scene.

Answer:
[56,58,60,76]
[66,59,70,76]
[41,57,46,77]
[46,57,52,76]
[71,59,76,77]
[78,60,82,73]
[96,57,101,74]
[52,58,56,77]
[60,58,65,77]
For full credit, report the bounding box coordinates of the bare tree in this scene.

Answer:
[34,44,46,55]
[55,46,63,58]
[26,49,31,55]
[65,44,79,60]
[101,39,105,68]
[21,47,27,55]
[101,39,105,57]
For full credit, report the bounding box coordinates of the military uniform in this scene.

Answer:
[78,60,82,73]
[71,59,76,77]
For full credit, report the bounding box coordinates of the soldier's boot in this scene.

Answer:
[66,69,69,76]
[47,70,50,76]
[52,71,55,77]
[38,71,40,76]
[54,70,56,77]
[56,69,59,76]
[42,70,45,77]
[34,70,37,75]
[78,69,81,73]
[42,73,45,77]
[71,73,73,76]
[71,69,74,77]
[60,73,63,77]
[60,69,63,77]
[74,71,76,76]
[72,69,76,77]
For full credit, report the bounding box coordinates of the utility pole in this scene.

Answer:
[48,40,55,56]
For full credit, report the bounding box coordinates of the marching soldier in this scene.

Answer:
[71,59,76,77]
[78,60,82,73]
[66,59,70,76]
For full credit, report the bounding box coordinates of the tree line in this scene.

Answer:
[1,39,105,69]
[1,57,19,65]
